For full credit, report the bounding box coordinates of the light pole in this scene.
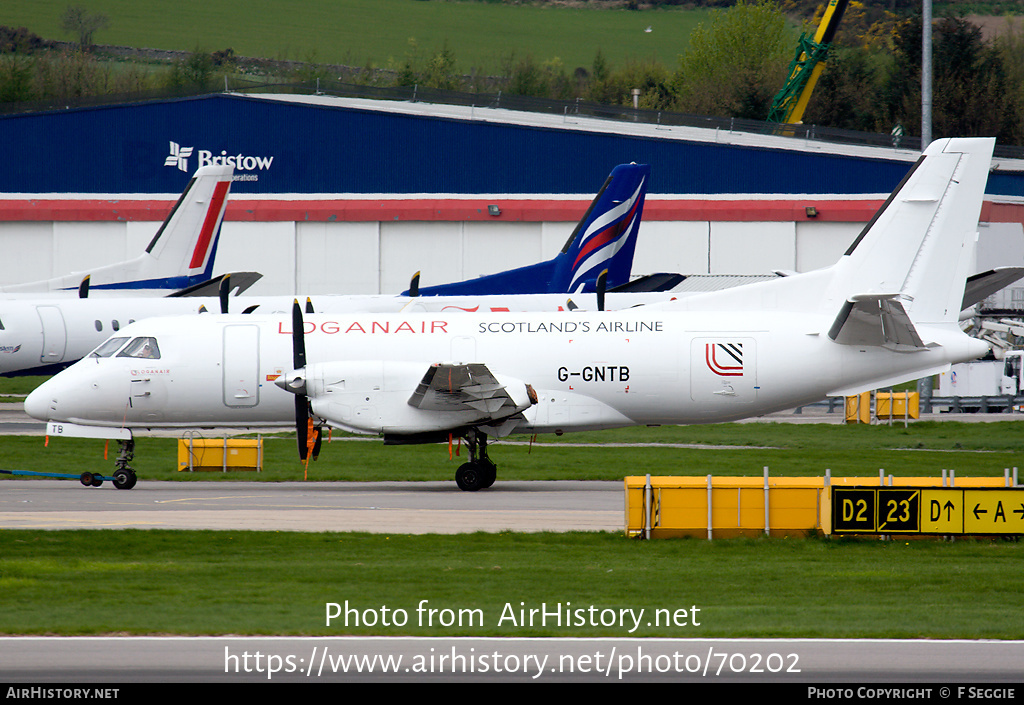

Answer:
[922,0,932,149]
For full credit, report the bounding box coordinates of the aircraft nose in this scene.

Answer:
[23,383,54,421]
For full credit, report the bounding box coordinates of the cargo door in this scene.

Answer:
[223,324,260,407]
[36,306,67,364]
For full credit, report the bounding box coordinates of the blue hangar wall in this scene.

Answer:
[1,93,1021,197]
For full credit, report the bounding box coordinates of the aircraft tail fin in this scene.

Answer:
[107,163,234,292]
[551,162,650,294]
[2,165,233,295]
[403,163,649,296]
[824,138,994,329]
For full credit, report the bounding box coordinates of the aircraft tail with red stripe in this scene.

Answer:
[404,163,649,296]
[1,164,233,295]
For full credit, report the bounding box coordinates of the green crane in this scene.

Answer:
[767,0,850,124]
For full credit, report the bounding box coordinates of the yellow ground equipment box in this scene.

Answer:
[845,391,920,424]
[177,436,263,472]
[844,392,871,424]
[875,391,920,421]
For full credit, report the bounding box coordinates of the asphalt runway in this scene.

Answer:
[0,479,623,532]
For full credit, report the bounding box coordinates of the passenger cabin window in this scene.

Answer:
[89,337,130,358]
[117,337,160,360]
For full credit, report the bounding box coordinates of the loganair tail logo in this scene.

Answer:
[705,342,744,377]
[163,141,274,181]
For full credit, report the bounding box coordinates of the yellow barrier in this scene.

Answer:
[625,472,1015,539]
[177,436,263,472]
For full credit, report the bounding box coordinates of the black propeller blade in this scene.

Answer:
[290,300,322,462]
[596,269,608,312]
[291,300,309,459]
[219,274,231,314]
[409,271,420,297]
[78,275,90,299]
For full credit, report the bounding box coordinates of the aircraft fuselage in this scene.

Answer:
[26,308,985,435]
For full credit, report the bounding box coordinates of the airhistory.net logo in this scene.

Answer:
[163,141,274,180]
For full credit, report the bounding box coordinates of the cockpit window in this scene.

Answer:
[89,337,130,358]
[117,337,161,360]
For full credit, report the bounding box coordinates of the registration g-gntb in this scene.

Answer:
[26,139,995,491]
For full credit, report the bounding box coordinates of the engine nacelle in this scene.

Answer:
[304,360,534,435]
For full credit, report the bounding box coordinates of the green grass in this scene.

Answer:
[3,0,708,73]
[1,530,1022,637]
[2,418,1022,484]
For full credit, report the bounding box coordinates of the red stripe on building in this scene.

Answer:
[0,198,1019,225]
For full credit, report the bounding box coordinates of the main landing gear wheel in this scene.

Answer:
[113,468,137,490]
[479,458,496,489]
[454,430,498,492]
[455,462,483,492]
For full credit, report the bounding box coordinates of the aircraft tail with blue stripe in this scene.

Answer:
[1,164,233,296]
[404,163,650,296]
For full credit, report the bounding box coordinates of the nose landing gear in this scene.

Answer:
[111,438,138,489]
[73,439,137,489]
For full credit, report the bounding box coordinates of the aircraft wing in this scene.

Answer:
[827,294,926,351]
[408,362,528,416]
[962,267,1024,310]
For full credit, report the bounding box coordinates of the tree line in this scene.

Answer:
[1,1,1022,146]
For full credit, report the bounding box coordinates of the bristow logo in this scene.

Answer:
[0,345,21,354]
[163,141,274,178]
[164,142,193,172]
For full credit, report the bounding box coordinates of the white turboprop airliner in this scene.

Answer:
[25,139,994,492]
[0,164,233,295]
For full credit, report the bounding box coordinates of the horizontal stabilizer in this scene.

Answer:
[828,294,926,350]
[962,267,1024,310]
[166,272,262,298]
[609,272,687,293]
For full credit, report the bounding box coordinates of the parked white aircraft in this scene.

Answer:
[0,164,233,295]
[25,139,994,491]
